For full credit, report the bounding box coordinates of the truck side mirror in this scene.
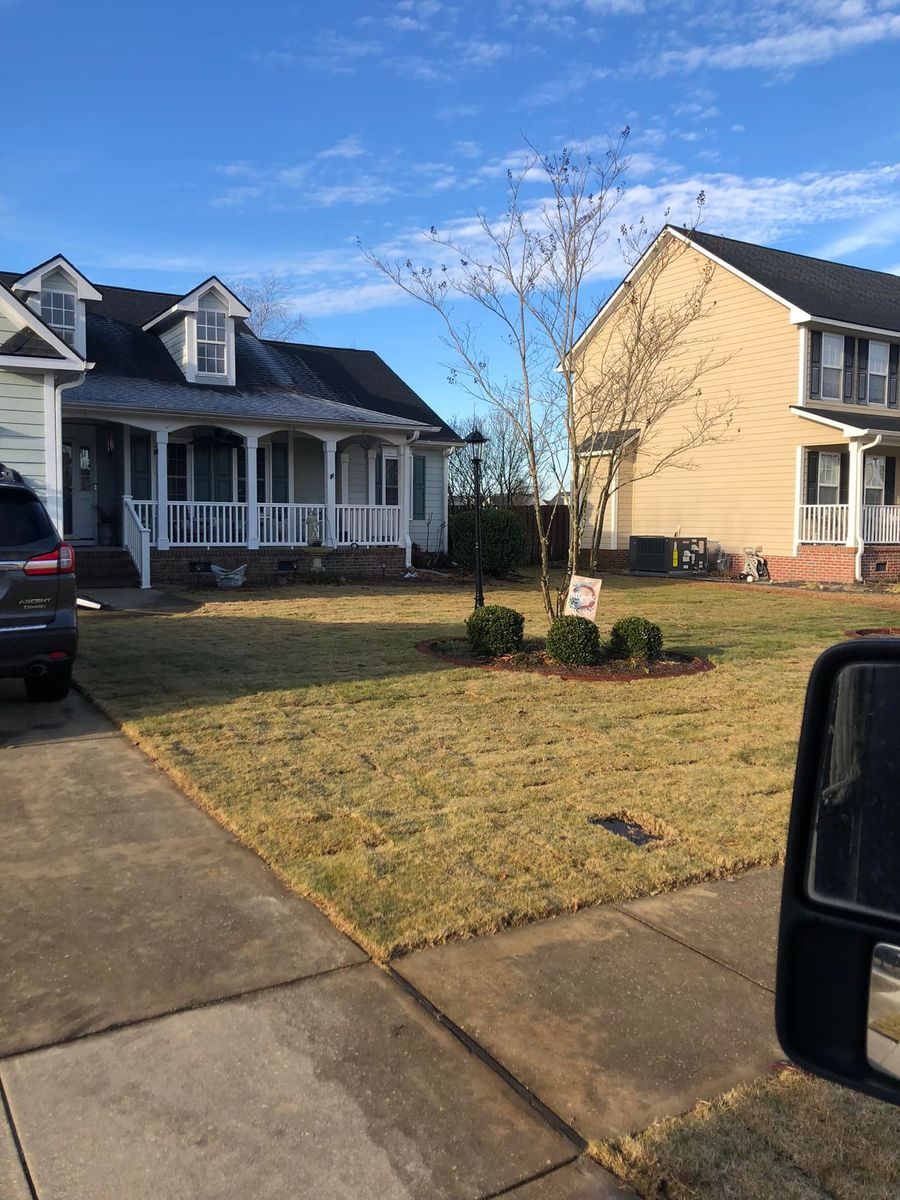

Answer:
[777,638,900,1105]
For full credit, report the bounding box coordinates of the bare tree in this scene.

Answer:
[364,137,630,620]
[575,217,736,572]
[448,408,532,508]
[228,274,307,341]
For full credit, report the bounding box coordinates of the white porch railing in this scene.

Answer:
[335,504,402,546]
[863,504,900,544]
[258,503,326,546]
[122,496,151,588]
[168,502,248,546]
[798,504,849,544]
[133,500,157,546]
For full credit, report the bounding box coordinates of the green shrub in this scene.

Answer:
[545,614,600,665]
[466,604,525,657]
[449,508,527,577]
[300,568,341,585]
[609,615,663,661]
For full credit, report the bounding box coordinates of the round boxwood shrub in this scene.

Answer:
[545,614,600,666]
[449,508,527,577]
[466,604,525,657]
[609,615,663,661]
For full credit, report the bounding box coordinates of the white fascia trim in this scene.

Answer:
[790,406,866,437]
[142,276,250,331]
[789,405,900,444]
[795,314,900,339]
[63,405,437,436]
[0,285,87,366]
[13,256,102,302]
[667,228,806,318]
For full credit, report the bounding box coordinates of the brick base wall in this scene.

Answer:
[723,544,857,584]
[860,546,900,582]
[578,549,629,572]
[150,545,407,587]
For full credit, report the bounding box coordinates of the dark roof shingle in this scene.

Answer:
[686,229,900,332]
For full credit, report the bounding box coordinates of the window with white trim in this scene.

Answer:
[865,455,886,506]
[40,290,76,346]
[817,452,841,505]
[197,309,227,374]
[821,333,843,400]
[167,443,189,502]
[384,456,399,506]
[869,341,889,405]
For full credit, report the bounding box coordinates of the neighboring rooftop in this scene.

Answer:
[685,229,900,333]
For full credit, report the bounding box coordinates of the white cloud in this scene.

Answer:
[583,0,644,12]
[730,124,746,133]
[292,280,410,317]
[649,7,900,74]
[318,135,365,160]
[210,186,264,209]
[453,140,482,159]
[307,176,397,207]
[459,40,511,66]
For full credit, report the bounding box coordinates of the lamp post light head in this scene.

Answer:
[464,427,488,463]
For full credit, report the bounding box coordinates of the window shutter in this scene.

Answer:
[412,454,426,520]
[890,345,899,409]
[858,338,869,404]
[810,331,822,398]
[271,443,289,503]
[839,452,849,505]
[214,445,234,501]
[843,336,855,403]
[805,450,819,504]
[887,457,897,506]
[130,434,151,500]
[193,442,212,501]
[375,454,383,505]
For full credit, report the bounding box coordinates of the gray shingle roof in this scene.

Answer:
[578,429,639,454]
[799,406,900,436]
[0,268,459,440]
[687,229,900,332]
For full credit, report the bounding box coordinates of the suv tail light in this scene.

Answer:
[24,543,76,576]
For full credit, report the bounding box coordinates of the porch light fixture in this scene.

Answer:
[464,427,488,608]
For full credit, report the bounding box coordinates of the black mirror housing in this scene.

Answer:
[778,638,900,1105]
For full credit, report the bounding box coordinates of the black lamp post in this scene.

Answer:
[465,427,488,608]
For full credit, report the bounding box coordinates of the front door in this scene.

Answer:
[62,425,98,542]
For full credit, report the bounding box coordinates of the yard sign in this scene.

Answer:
[563,575,602,622]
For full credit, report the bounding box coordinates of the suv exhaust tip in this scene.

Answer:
[25,662,49,678]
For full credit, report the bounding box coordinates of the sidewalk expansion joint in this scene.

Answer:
[0,1075,39,1200]
[0,957,370,1064]
[479,1157,580,1198]
[387,963,588,1155]
[610,904,775,995]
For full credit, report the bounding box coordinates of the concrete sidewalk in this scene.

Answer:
[0,682,618,1199]
[397,869,783,1143]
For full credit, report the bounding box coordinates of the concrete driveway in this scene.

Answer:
[0,682,616,1199]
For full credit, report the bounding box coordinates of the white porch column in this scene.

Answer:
[246,435,259,549]
[324,438,337,546]
[399,441,413,565]
[155,430,170,550]
[846,439,862,549]
[367,447,378,504]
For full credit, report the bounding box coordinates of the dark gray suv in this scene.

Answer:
[0,464,77,701]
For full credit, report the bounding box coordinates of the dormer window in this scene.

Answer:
[40,290,77,346]
[197,309,227,375]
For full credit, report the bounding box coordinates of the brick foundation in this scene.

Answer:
[577,549,629,572]
[724,544,858,584]
[149,545,407,587]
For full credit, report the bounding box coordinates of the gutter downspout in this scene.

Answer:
[856,432,883,583]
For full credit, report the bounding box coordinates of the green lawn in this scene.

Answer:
[595,1069,900,1200]
[76,573,900,958]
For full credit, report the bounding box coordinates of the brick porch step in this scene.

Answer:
[75,547,140,590]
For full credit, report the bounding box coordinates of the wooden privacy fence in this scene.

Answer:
[508,504,570,565]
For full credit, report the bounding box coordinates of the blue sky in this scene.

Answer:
[4,0,900,420]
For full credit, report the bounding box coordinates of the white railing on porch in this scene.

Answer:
[258,503,326,546]
[133,500,157,546]
[863,504,900,544]
[335,504,401,546]
[168,502,248,546]
[122,496,151,588]
[798,504,849,544]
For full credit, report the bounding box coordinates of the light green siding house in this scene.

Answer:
[0,254,459,586]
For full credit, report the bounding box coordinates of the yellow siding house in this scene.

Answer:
[575,227,900,583]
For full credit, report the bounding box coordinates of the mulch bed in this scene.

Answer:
[415,638,715,682]
[846,628,900,637]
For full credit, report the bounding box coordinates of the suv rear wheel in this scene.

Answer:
[25,665,73,702]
